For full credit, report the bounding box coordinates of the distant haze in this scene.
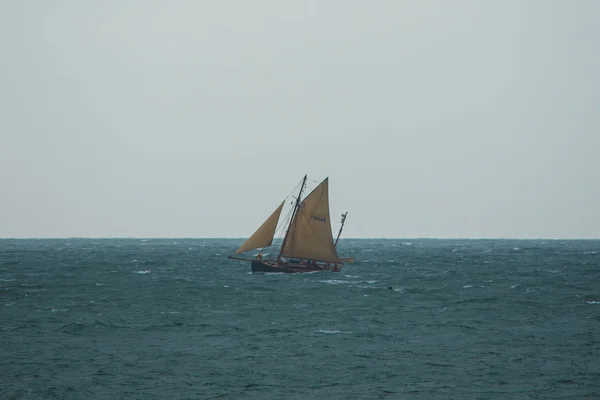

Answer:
[1,1,599,238]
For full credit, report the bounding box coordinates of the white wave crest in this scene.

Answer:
[320,279,348,285]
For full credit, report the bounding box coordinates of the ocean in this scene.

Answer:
[1,238,599,399]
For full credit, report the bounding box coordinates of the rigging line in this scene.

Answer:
[268,199,296,256]
[273,208,293,242]
[255,176,305,256]
[281,176,307,203]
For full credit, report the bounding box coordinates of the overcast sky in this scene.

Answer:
[1,1,598,238]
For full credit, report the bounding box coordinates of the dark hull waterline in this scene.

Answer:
[251,261,342,274]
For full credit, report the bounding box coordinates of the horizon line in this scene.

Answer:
[1,236,599,240]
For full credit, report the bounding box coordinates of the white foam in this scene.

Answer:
[0,279,15,282]
[314,330,352,334]
[513,247,520,251]
[367,280,377,284]
[95,283,103,286]
[133,270,151,274]
[583,251,597,255]
[51,308,69,312]
[402,242,413,246]
[320,279,348,285]
[345,275,359,278]
[463,285,473,288]
[586,301,600,305]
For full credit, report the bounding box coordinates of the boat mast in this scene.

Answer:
[334,212,348,247]
[277,175,307,262]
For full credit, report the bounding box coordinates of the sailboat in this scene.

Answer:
[228,175,351,273]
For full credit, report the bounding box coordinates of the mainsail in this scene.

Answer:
[234,201,284,254]
[280,178,341,264]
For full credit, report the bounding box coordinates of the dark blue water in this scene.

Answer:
[1,239,599,399]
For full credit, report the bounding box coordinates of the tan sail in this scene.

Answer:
[234,201,284,254]
[280,178,341,264]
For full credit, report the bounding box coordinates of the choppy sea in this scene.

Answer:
[1,238,599,399]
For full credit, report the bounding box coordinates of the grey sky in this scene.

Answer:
[1,1,599,238]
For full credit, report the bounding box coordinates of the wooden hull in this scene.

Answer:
[251,260,342,274]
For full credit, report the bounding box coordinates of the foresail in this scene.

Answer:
[234,201,284,254]
[280,178,341,263]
